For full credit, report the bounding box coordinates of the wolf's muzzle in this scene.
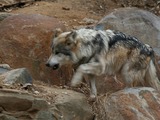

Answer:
[45,63,59,70]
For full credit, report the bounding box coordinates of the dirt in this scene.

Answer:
[6,0,118,30]
[2,0,159,31]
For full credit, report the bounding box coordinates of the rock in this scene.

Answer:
[0,64,11,69]
[0,0,34,7]
[0,12,13,22]
[36,110,56,120]
[0,89,50,119]
[0,68,32,85]
[22,83,32,89]
[113,0,156,7]
[96,75,125,95]
[0,89,33,111]
[0,114,17,120]
[93,87,160,120]
[46,87,94,120]
[82,18,98,25]
[95,7,160,55]
[0,86,94,120]
[0,64,11,74]
[0,14,68,84]
[62,6,70,11]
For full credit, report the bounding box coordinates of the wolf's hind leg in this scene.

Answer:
[121,62,146,87]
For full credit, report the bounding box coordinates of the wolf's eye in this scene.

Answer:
[66,42,72,46]
[55,51,60,55]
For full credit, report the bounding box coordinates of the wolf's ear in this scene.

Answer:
[66,31,77,41]
[53,28,63,37]
[65,31,77,45]
[70,31,77,39]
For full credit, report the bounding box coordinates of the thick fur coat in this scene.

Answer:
[46,28,160,98]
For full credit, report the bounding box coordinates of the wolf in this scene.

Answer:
[46,28,160,99]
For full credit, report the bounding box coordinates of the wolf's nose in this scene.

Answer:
[45,63,50,67]
[52,64,59,70]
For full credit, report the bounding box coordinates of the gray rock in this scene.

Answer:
[0,89,34,111]
[0,114,17,120]
[36,110,55,120]
[95,7,160,55]
[0,13,13,22]
[0,64,11,69]
[0,89,49,119]
[82,18,98,25]
[0,86,93,120]
[0,68,9,74]
[0,64,11,74]
[2,68,32,85]
[50,89,94,120]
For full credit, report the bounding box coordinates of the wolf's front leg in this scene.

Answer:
[71,70,84,87]
[71,62,102,87]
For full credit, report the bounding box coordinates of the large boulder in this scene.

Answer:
[0,89,53,120]
[50,87,94,120]
[93,87,160,120]
[95,7,160,55]
[0,86,94,120]
[0,14,69,84]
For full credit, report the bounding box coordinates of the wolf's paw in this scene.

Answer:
[88,94,96,102]
[71,73,83,87]
[70,80,81,87]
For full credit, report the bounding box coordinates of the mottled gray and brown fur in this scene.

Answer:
[46,28,160,99]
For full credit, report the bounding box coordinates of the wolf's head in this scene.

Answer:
[46,29,79,70]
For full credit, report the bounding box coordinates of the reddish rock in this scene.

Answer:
[96,75,125,95]
[0,14,68,84]
[93,87,160,120]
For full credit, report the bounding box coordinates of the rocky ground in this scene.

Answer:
[1,0,160,29]
[0,0,160,120]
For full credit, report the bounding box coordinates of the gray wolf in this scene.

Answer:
[46,28,160,99]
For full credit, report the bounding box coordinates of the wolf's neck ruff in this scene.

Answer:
[72,29,109,64]
[73,52,97,70]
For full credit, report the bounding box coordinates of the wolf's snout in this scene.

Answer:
[45,62,59,70]
[45,63,50,67]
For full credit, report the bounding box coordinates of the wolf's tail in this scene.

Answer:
[145,53,160,91]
